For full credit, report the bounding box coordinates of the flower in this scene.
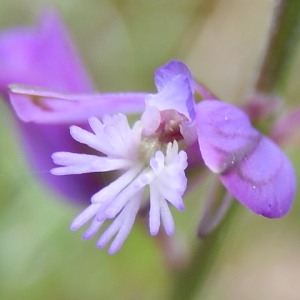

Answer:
[51,114,187,253]
[7,59,297,252]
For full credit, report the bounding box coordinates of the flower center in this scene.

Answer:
[139,114,186,165]
[156,110,186,143]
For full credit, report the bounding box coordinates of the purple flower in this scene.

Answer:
[7,58,296,252]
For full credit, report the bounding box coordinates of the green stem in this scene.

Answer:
[253,0,300,94]
[169,202,239,300]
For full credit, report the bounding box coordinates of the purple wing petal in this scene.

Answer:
[196,100,296,217]
[9,85,147,123]
[220,136,296,217]
[195,100,260,173]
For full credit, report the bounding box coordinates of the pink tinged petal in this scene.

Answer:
[51,152,130,175]
[220,136,296,218]
[195,100,260,173]
[141,105,161,136]
[9,86,147,124]
[180,120,198,147]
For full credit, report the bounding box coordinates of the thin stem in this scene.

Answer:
[253,0,300,95]
[169,202,239,300]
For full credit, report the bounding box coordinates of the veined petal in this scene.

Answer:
[145,76,194,120]
[9,85,147,124]
[154,60,194,93]
[141,60,196,135]
[220,136,296,217]
[196,100,296,217]
[195,100,260,173]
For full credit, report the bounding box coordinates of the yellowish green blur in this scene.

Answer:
[0,0,300,299]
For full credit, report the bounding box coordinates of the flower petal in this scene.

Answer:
[51,152,130,175]
[141,60,196,135]
[195,100,260,173]
[0,12,93,97]
[154,60,194,93]
[9,85,147,124]
[221,136,296,217]
[196,100,296,217]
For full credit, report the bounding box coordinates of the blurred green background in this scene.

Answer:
[0,0,300,299]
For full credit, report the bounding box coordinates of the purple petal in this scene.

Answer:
[195,100,260,173]
[220,136,296,217]
[0,12,93,96]
[196,100,296,217]
[0,12,98,202]
[141,60,196,135]
[9,86,147,123]
[154,60,194,92]
[153,60,195,120]
[145,76,194,120]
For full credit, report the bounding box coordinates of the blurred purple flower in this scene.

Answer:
[0,13,145,203]
[7,58,296,252]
